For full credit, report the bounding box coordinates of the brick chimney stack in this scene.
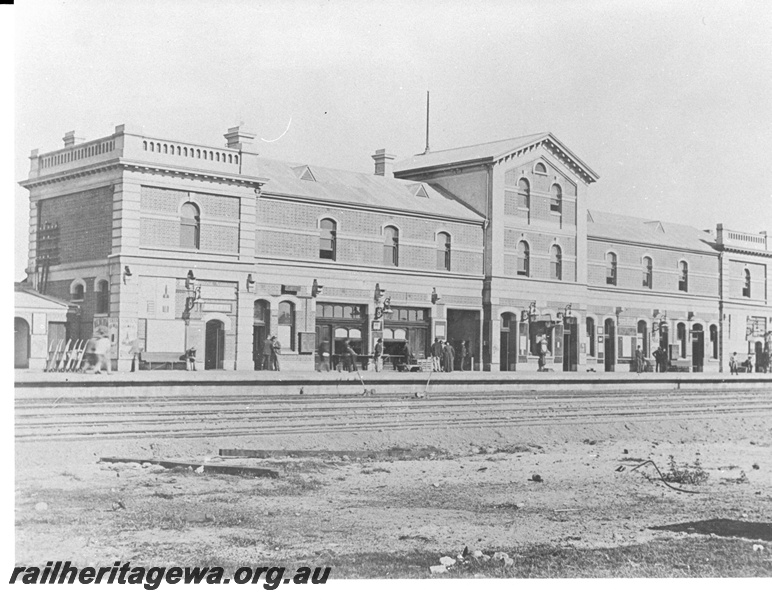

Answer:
[372,149,396,177]
[63,131,85,148]
[224,126,256,150]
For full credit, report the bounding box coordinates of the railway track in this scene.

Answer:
[15,388,772,443]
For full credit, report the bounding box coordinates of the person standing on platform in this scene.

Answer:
[93,329,112,375]
[270,336,281,371]
[373,338,383,372]
[261,336,273,371]
[343,340,358,372]
[185,346,197,371]
[729,352,739,375]
[459,340,468,371]
[318,340,331,372]
[431,338,443,371]
[442,340,455,373]
[635,345,644,374]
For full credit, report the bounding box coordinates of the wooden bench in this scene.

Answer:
[139,352,187,370]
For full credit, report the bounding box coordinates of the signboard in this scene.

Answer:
[298,332,316,354]
[372,320,383,331]
[746,316,767,339]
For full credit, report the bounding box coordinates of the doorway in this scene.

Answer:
[562,319,578,371]
[604,318,616,372]
[755,341,764,373]
[15,317,30,369]
[253,300,270,370]
[691,324,704,372]
[500,312,518,371]
[205,320,225,370]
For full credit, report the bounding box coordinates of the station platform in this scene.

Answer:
[14,369,772,399]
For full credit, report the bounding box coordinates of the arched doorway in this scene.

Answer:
[15,317,30,369]
[205,320,225,370]
[691,324,704,372]
[253,300,270,370]
[500,312,517,371]
[604,318,616,372]
[755,341,764,373]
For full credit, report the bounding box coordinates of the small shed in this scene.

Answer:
[15,283,74,370]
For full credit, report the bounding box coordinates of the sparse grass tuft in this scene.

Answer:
[662,455,709,485]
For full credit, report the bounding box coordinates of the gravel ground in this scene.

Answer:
[15,407,772,576]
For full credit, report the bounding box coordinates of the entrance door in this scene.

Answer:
[691,325,704,373]
[253,325,267,370]
[562,320,578,372]
[604,318,616,372]
[500,313,517,371]
[14,317,30,369]
[755,341,764,373]
[205,320,225,370]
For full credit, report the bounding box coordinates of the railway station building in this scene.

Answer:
[18,124,772,373]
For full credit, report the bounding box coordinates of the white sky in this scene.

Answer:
[12,0,772,280]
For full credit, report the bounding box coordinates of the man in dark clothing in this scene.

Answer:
[442,341,455,373]
[459,341,468,371]
[343,340,358,372]
[634,345,644,374]
[261,337,273,370]
[431,338,444,371]
[270,336,281,371]
[373,338,383,372]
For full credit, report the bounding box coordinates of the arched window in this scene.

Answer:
[586,317,595,356]
[637,320,648,356]
[319,218,337,261]
[710,324,718,359]
[437,232,451,271]
[517,179,530,218]
[180,202,200,249]
[677,322,687,358]
[383,226,399,267]
[606,252,617,285]
[534,162,547,174]
[517,240,530,276]
[642,256,653,289]
[550,245,562,280]
[550,184,562,214]
[678,261,689,292]
[71,282,84,301]
[742,268,751,297]
[96,280,109,314]
[278,301,295,351]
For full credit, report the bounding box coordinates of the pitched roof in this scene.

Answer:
[249,157,484,222]
[15,283,74,310]
[587,210,718,253]
[393,132,599,182]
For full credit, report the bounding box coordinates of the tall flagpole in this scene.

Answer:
[423,91,431,155]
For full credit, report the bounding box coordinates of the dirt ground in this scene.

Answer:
[14,414,772,577]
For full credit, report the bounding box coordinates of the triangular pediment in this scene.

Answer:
[407,183,429,198]
[292,165,317,182]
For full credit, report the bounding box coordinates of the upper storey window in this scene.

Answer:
[550,184,562,214]
[319,219,337,261]
[71,282,84,301]
[742,268,751,298]
[517,241,530,276]
[550,245,562,280]
[517,179,530,216]
[180,202,200,249]
[96,279,109,314]
[383,226,399,267]
[534,162,547,175]
[437,232,451,271]
[606,252,617,286]
[642,257,653,289]
[678,261,688,292]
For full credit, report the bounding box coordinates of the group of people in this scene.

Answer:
[729,351,770,374]
[430,338,470,372]
[259,335,282,371]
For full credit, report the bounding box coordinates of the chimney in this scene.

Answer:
[224,126,256,150]
[63,131,84,148]
[372,149,396,177]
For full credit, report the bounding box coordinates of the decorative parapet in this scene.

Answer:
[716,223,769,253]
[27,124,255,182]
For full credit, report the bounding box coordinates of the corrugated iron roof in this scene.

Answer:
[393,132,599,181]
[251,157,485,222]
[587,210,718,253]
